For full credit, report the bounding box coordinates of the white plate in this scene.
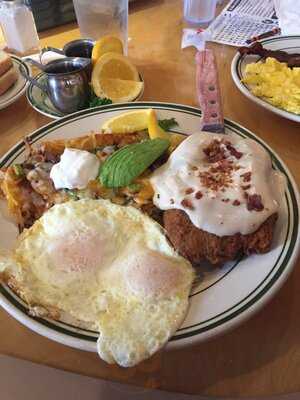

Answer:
[0,56,30,111]
[231,35,300,123]
[0,102,299,352]
[26,72,145,120]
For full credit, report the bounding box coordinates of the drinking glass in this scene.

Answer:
[72,0,128,54]
[183,0,217,24]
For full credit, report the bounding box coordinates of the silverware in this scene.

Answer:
[195,49,225,133]
[21,57,92,114]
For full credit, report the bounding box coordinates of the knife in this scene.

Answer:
[195,49,225,133]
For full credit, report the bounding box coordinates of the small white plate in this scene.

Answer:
[0,102,299,352]
[26,71,145,120]
[0,56,30,111]
[231,35,300,123]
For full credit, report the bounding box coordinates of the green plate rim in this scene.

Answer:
[0,56,30,109]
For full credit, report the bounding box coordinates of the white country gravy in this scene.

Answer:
[150,132,285,236]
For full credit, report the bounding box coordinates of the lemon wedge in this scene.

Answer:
[102,109,152,133]
[101,108,186,150]
[148,109,186,151]
[148,109,169,140]
[91,36,124,66]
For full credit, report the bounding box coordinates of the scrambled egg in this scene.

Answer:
[243,57,300,114]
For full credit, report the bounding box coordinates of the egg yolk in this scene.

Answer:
[48,230,107,273]
[124,249,184,298]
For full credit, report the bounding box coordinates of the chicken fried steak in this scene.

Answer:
[164,209,277,265]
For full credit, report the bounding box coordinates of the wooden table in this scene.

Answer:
[1,0,300,397]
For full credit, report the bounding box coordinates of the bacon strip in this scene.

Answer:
[238,42,300,68]
[196,49,225,134]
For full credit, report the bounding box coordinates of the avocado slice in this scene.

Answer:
[99,138,169,188]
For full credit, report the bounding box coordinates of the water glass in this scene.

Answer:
[72,0,128,54]
[183,0,217,24]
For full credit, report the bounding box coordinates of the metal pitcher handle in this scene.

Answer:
[40,46,65,64]
[19,61,48,95]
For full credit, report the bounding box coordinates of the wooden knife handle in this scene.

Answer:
[196,50,225,134]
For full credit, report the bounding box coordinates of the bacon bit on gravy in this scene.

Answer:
[185,188,195,195]
[242,184,251,190]
[199,163,234,192]
[203,138,244,163]
[246,194,264,212]
[195,191,203,200]
[181,198,194,210]
[203,139,226,163]
[241,171,252,182]
[199,139,249,192]
[226,143,243,159]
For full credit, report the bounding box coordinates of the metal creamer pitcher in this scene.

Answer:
[21,57,92,114]
[40,38,95,60]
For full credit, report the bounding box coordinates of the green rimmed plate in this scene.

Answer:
[0,56,30,111]
[26,71,145,119]
[0,102,299,351]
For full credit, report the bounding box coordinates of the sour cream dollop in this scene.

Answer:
[150,132,285,236]
[50,148,100,190]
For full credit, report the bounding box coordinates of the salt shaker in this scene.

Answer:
[0,0,40,56]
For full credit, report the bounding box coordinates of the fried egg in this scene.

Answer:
[0,199,194,367]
